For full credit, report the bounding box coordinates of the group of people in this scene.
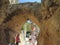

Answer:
[9,30,38,45]
[25,32,37,45]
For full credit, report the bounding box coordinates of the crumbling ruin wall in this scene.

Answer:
[0,0,60,45]
[37,0,60,45]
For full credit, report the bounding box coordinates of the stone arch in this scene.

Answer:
[6,10,42,44]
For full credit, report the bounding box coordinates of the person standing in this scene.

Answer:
[15,34,20,45]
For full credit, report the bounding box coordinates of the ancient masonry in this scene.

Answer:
[0,0,60,45]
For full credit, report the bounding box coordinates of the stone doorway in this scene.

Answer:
[7,13,41,45]
[16,19,40,45]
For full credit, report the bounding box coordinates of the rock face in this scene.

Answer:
[0,0,60,45]
[0,0,9,45]
[37,0,60,45]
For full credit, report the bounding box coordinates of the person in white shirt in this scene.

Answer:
[29,34,37,45]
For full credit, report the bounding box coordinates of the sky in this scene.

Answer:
[18,0,41,3]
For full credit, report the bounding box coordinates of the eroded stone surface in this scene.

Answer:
[0,0,60,45]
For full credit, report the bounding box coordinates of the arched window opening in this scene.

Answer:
[20,0,41,3]
[9,0,41,4]
[16,20,40,45]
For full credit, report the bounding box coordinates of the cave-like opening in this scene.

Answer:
[16,19,40,45]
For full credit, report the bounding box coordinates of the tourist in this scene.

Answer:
[15,34,20,45]
[29,33,37,45]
